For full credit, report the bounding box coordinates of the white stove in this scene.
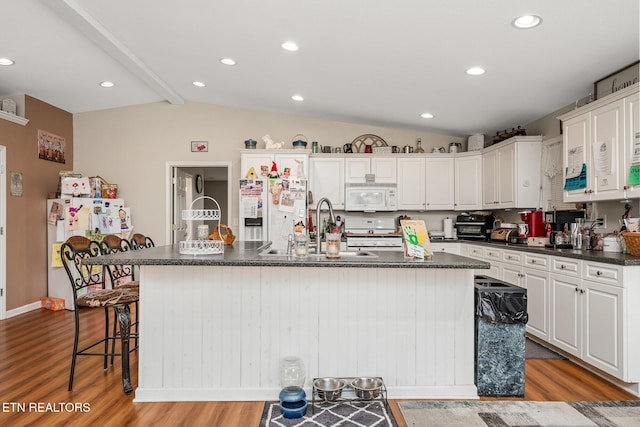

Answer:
[345,217,403,251]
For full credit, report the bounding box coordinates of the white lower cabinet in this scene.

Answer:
[550,273,582,356]
[582,279,623,379]
[522,267,550,341]
[464,243,640,386]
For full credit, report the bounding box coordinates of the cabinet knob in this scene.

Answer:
[575,287,579,292]
[531,259,536,264]
[560,264,566,269]
[580,289,585,294]
[596,270,603,276]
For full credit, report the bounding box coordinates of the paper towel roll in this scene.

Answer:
[444,218,453,239]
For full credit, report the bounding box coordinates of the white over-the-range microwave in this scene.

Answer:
[344,183,398,212]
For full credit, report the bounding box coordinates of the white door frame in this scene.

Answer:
[0,146,6,319]
[165,160,233,245]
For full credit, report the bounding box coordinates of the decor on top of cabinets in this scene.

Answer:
[594,60,639,100]
[262,134,285,149]
[350,134,387,153]
[291,134,308,149]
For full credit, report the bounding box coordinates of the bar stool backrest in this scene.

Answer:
[60,236,105,296]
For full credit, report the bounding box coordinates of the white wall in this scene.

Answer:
[73,101,461,244]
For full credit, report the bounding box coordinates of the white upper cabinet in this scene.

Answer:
[425,157,454,210]
[397,157,426,209]
[624,91,640,199]
[454,153,482,211]
[309,157,345,209]
[240,149,310,181]
[482,136,541,209]
[559,85,638,203]
[344,156,396,183]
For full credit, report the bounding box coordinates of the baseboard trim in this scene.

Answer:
[6,301,41,318]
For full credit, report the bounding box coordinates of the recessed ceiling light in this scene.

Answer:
[512,14,542,29]
[0,57,15,66]
[281,41,299,52]
[466,67,485,76]
[291,94,304,101]
[193,81,206,87]
[420,112,434,119]
[220,58,236,66]
[100,81,115,88]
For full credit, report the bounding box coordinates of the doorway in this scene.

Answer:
[166,161,232,244]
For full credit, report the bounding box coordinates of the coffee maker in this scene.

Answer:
[544,210,586,248]
[519,210,545,238]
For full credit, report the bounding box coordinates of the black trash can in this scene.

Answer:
[474,275,528,397]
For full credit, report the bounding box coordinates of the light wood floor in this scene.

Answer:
[0,308,637,427]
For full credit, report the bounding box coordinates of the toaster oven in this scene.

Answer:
[454,214,495,240]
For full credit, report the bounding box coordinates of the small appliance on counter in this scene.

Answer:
[490,223,518,243]
[455,213,495,240]
[519,210,545,238]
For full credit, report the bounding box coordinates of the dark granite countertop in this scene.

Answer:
[438,239,640,266]
[84,241,490,269]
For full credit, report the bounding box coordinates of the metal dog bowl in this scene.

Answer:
[351,377,383,400]
[313,378,346,401]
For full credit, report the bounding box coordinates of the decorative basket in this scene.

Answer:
[180,196,224,255]
[621,232,640,256]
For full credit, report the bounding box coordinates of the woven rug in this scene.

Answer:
[260,400,398,427]
[399,400,640,426]
[526,338,566,360]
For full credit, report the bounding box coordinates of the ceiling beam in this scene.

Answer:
[44,0,184,105]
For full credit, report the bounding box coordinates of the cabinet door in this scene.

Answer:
[454,154,482,210]
[344,158,370,183]
[371,157,397,183]
[563,114,591,202]
[241,153,274,179]
[496,143,516,208]
[309,158,344,209]
[524,267,550,341]
[274,153,309,180]
[397,158,425,209]
[549,274,581,357]
[590,99,625,200]
[583,280,623,379]
[502,265,522,287]
[624,92,640,198]
[482,149,498,208]
[425,157,454,210]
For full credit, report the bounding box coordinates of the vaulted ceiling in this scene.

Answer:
[1,0,638,137]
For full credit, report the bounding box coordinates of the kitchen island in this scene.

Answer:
[86,241,489,402]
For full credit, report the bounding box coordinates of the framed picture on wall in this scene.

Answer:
[191,141,208,152]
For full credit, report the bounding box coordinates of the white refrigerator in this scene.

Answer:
[239,178,307,250]
[46,197,127,310]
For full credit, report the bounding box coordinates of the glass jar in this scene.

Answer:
[414,138,425,153]
[294,233,309,257]
[279,356,306,388]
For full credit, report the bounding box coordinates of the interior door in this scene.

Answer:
[172,168,191,244]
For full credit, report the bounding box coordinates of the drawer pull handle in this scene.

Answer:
[531,259,536,264]
[596,271,603,276]
[575,287,579,292]
[560,265,566,269]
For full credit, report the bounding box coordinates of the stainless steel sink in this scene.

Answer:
[259,249,378,258]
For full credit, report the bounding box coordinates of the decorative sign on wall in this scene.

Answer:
[10,171,23,196]
[37,129,66,163]
[191,141,208,152]
[594,61,639,100]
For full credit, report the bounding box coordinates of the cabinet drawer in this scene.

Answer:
[551,257,581,277]
[583,262,621,286]
[483,247,502,261]
[524,253,549,270]
[502,250,523,265]
[467,245,484,259]
[430,243,461,255]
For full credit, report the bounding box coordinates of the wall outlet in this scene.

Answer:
[233,218,239,227]
[594,215,606,230]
